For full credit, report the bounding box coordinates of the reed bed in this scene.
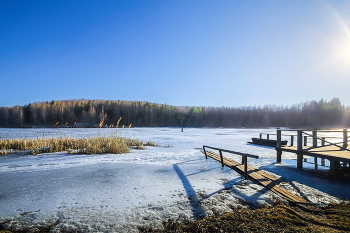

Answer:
[0,136,157,155]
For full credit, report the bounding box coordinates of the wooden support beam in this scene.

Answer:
[330,160,341,176]
[277,150,282,163]
[297,130,303,169]
[276,130,282,163]
[203,146,207,159]
[290,135,294,146]
[297,153,303,169]
[314,157,318,169]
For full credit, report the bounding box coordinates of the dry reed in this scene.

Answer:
[0,136,157,155]
[116,117,122,128]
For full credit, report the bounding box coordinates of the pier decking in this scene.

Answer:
[280,145,350,161]
[273,129,350,176]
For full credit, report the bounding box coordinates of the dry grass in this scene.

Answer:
[143,202,350,233]
[0,136,157,155]
[2,202,348,233]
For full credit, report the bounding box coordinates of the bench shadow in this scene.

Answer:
[173,160,276,213]
[173,164,206,219]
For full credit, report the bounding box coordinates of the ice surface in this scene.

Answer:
[0,128,349,232]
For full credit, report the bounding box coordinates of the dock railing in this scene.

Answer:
[261,129,349,148]
[203,145,259,179]
[274,129,349,149]
[275,129,350,168]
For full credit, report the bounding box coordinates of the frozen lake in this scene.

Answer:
[0,128,349,232]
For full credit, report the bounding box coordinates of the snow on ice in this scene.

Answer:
[0,128,349,232]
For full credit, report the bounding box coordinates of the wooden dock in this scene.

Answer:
[280,145,350,161]
[274,129,350,176]
[202,148,309,205]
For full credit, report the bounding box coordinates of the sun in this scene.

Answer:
[322,3,350,69]
[338,42,350,59]
[336,43,350,65]
[345,46,350,60]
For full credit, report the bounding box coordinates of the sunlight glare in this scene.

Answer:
[336,43,350,64]
[324,3,350,71]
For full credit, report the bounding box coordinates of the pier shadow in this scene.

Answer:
[173,164,206,219]
[259,163,350,200]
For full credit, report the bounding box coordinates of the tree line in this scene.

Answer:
[0,98,349,128]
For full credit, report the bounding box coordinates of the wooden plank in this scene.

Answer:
[203,150,309,204]
[279,145,350,162]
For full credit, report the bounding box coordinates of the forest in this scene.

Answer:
[0,98,349,128]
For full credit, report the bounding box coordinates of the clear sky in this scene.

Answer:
[1,0,350,108]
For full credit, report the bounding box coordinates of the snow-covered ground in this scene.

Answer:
[0,128,349,232]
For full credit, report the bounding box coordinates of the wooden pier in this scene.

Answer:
[273,129,350,176]
[202,146,309,205]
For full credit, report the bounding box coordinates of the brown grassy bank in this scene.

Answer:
[143,202,350,233]
[1,202,350,233]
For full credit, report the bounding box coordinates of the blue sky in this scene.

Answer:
[1,0,350,107]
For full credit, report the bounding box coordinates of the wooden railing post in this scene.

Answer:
[219,150,224,168]
[260,133,262,139]
[267,134,270,140]
[276,130,282,163]
[304,136,308,146]
[343,128,348,148]
[321,137,325,146]
[290,135,294,146]
[297,130,303,168]
[297,131,303,151]
[203,146,208,159]
[312,130,317,147]
[277,130,281,148]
